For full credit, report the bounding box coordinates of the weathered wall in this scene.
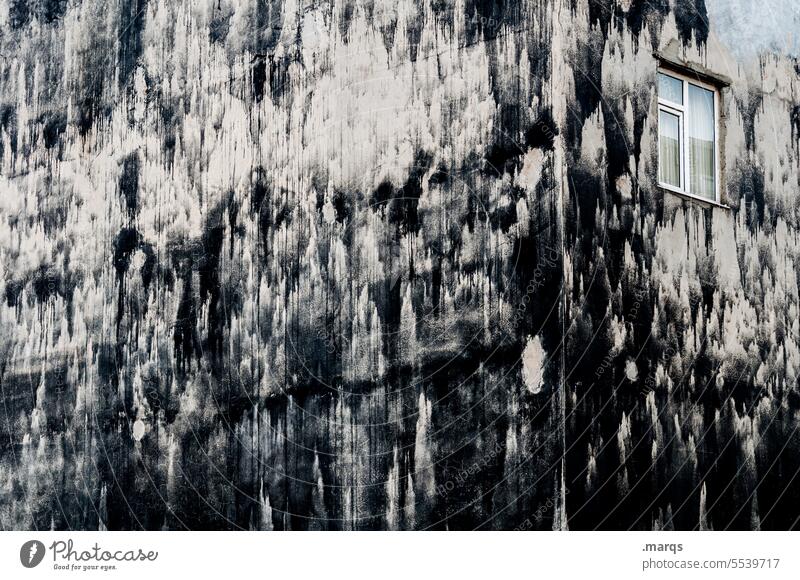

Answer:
[0,0,797,530]
[0,0,565,531]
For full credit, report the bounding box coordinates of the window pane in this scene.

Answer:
[659,73,683,106]
[688,84,715,199]
[659,110,681,187]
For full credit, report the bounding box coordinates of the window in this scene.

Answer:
[657,69,720,203]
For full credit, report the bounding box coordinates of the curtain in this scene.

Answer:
[659,110,681,187]
[688,85,715,199]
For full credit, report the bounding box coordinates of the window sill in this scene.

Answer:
[660,186,730,210]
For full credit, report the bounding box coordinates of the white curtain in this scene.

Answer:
[688,85,715,199]
[659,110,681,187]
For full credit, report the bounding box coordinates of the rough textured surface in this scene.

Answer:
[0,0,798,530]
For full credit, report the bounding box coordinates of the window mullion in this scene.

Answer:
[713,91,719,202]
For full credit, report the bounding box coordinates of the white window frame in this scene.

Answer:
[657,68,721,205]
